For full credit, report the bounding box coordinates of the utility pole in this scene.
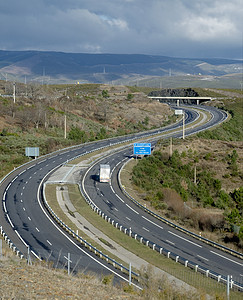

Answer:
[64,115,67,139]
[169,137,173,157]
[194,165,197,184]
[13,82,16,104]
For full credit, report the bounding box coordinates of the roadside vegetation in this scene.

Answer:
[0,81,173,179]
[131,91,243,249]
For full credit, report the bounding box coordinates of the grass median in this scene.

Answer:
[45,183,242,299]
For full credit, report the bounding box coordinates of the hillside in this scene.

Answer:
[0,81,173,178]
[0,50,242,88]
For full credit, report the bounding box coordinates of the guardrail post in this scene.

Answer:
[111,220,114,226]
[134,234,137,240]
[129,228,132,237]
[140,237,143,243]
[120,225,122,231]
[160,248,163,254]
[120,264,123,272]
[230,276,233,289]
[185,260,188,267]
[206,270,209,277]
[115,223,118,228]
[167,252,170,258]
[146,240,149,247]
[195,265,198,272]
[152,244,155,250]
[176,256,179,262]
[124,228,127,235]
[217,275,221,282]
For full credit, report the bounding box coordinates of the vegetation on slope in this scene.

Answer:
[131,91,243,248]
[0,81,173,179]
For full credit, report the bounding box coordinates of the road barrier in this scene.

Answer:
[42,183,139,280]
[0,225,24,259]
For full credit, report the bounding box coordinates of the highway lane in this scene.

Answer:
[1,154,132,280]
[0,104,231,283]
[83,148,243,281]
[81,106,242,283]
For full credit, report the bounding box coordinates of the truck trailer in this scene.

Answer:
[99,164,111,183]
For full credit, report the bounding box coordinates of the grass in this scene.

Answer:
[44,184,242,299]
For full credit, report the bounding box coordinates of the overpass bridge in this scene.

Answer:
[148,96,212,105]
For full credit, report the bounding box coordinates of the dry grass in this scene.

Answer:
[0,255,139,299]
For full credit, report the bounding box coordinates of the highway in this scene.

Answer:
[2,104,241,287]
[82,145,243,281]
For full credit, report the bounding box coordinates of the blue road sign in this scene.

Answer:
[133,143,151,155]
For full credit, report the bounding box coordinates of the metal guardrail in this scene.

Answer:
[0,225,25,259]
[114,159,243,291]
[42,183,139,279]
[118,159,243,260]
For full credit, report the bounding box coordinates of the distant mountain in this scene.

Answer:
[0,50,242,86]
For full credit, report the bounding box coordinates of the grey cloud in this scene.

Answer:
[0,0,242,58]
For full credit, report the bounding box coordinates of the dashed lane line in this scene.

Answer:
[168,231,202,248]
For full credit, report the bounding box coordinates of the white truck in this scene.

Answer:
[99,164,111,183]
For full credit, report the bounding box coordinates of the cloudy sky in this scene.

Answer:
[0,0,242,59]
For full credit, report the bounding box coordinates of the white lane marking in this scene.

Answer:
[28,216,31,221]
[19,170,25,176]
[197,255,209,261]
[34,172,37,175]
[38,168,142,290]
[23,207,26,211]
[126,203,139,215]
[36,227,40,232]
[15,230,28,247]
[6,214,14,228]
[21,192,23,196]
[143,227,150,232]
[240,274,243,277]
[126,217,131,221]
[142,216,163,230]
[210,251,243,267]
[166,240,175,245]
[31,250,42,261]
[23,186,25,190]
[3,191,6,200]
[29,176,32,179]
[110,185,115,193]
[114,208,118,211]
[47,240,52,246]
[168,231,202,248]
[6,183,11,191]
[27,166,33,170]
[20,200,23,203]
[116,194,124,203]
[12,176,18,182]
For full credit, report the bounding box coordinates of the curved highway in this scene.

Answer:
[82,144,243,282]
[1,105,236,286]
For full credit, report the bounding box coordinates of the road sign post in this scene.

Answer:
[175,110,185,139]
